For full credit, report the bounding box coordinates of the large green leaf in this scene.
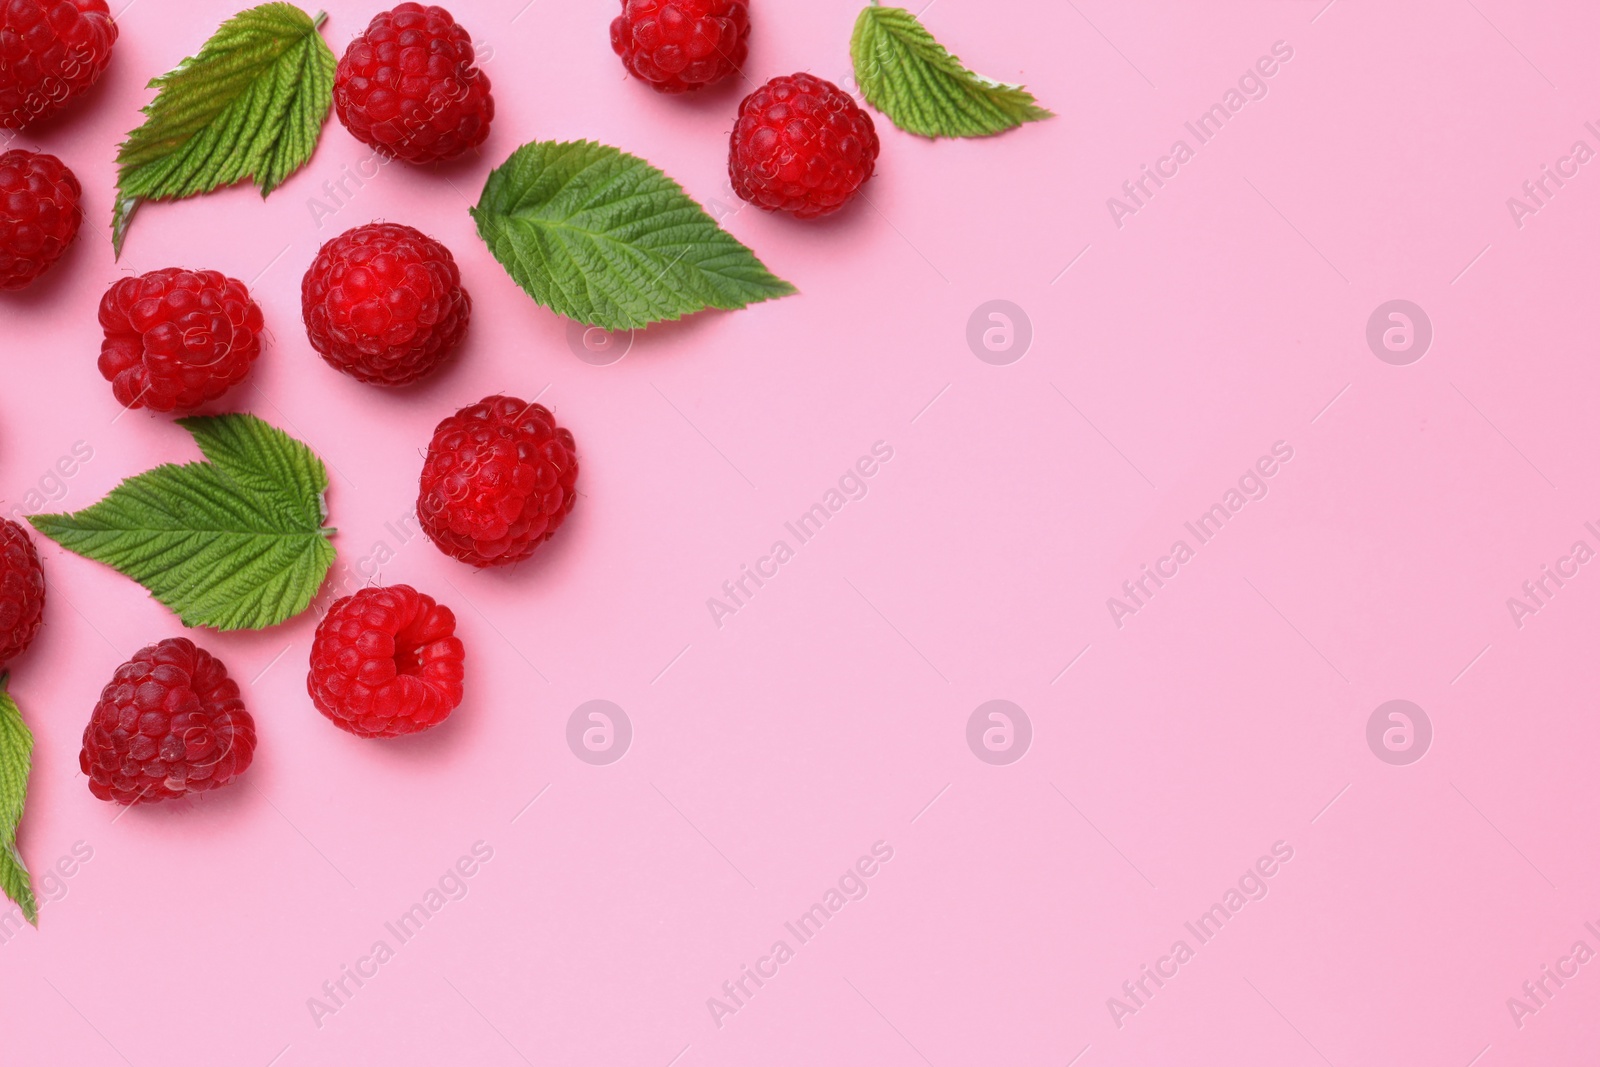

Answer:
[113,3,336,256]
[0,681,35,927]
[31,414,335,631]
[471,140,797,330]
[851,4,1052,139]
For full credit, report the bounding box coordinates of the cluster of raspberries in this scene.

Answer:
[0,5,581,805]
[0,0,886,810]
[0,2,876,302]
[611,0,879,217]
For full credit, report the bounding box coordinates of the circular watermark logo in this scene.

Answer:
[966,700,1032,765]
[1366,700,1432,766]
[966,300,1032,366]
[566,321,634,366]
[1365,300,1432,366]
[566,700,632,765]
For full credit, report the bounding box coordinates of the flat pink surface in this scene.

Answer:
[3,0,1598,1064]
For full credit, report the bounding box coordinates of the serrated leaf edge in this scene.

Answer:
[471,139,798,330]
[28,414,335,632]
[850,4,1053,140]
[112,3,335,257]
[0,678,36,928]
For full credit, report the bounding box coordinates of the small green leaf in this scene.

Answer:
[113,3,337,257]
[0,680,36,928]
[31,414,336,631]
[471,140,797,330]
[851,5,1053,139]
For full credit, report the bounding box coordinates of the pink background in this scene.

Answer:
[3,0,1599,1064]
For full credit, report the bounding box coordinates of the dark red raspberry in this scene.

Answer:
[418,395,579,568]
[730,73,879,219]
[0,0,117,129]
[334,3,493,165]
[0,519,43,666]
[79,638,256,805]
[0,150,79,289]
[610,0,749,94]
[97,268,265,412]
[308,584,465,738]
[301,222,470,386]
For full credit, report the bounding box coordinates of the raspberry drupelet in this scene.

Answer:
[0,150,80,289]
[80,638,256,805]
[610,0,750,93]
[301,222,471,385]
[729,73,879,219]
[0,518,43,666]
[97,268,265,412]
[308,584,465,738]
[417,395,579,568]
[0,0,118,129]
[333,3,493,165]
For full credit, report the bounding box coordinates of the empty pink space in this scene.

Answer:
[1,1,1597,1065]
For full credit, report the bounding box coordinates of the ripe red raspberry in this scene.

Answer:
[610,0,749,94]
[79,638,256,806]
[0,519,43,666]
[334,3,493,165]
[0,150,79,289]
[308,584,465,738]
[418,395,579,568]
[0,0,117,129]
[302,222,470,386]
[730,73,879,219]
[97,268,265,412]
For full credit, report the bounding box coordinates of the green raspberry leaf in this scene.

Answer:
[112,3,337,257]
[0,679,35,928]
[851,4,1053,139]
[471,140,797,331]
[30,414,336,631]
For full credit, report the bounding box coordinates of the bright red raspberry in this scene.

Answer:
[730,73,879,219]
[334,3,493,165]
[301,222,470,386]
[0,0,117,129]
[0,150,79,289]
[97,268,265,412]
[610,0,749,94]
[308,584,464,738]
[0,518,43,666]
[79,638,256,806]
[418,395,579,568]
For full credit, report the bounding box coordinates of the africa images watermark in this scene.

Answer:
[705,840,895,1029]
[1106,441,1296,629]
[6,439,94,524]
[706,441,895,629]
[1504,519,1600,630]
[0,840,94,943]
[1107,840,1296,1030]
[1106,40,1296,229]
[1505,120,1600,231]
[308,503,428,619]
[1506,919,1600,1031]
[0,41,100,149]
[307,840,494,1029]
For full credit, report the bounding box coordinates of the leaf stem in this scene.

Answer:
[311,10,327,28]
